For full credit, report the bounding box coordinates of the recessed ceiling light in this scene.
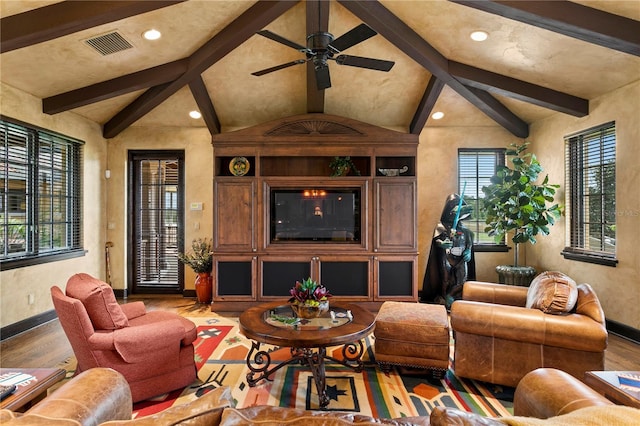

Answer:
[431,111,445,120]
[143,29,161,40]
[189,110,202,119]
[470,31,488,42]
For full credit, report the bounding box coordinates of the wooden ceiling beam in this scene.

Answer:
[410,76,444,135]
[338,0,529,137]
[1,1,185,53]
[451,0,640,57]
[449,61,589,117]
[306,0,330,113]
[43,59,189,114]
[103,0,298,139]
[189,76,220,135]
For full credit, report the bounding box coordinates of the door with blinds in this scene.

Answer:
[129,151,184,294]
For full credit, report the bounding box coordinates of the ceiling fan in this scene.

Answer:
[251,23,395,90]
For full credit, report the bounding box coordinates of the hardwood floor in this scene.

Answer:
[1,295,639,372]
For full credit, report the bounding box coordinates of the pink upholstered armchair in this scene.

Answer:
[51,273,197,402]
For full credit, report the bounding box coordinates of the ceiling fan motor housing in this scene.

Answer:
[307,32,334,53]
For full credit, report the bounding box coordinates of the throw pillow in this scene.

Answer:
[525,271,578,315]
[101,386,233,426]
[65,273,129,329]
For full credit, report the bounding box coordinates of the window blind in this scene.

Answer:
[564,122,616,259]
[1,118,83,267]
[458,149,505,244]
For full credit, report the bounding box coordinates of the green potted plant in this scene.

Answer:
[329,156,361,177]
[177,238,213,303]
[481,142,562,286]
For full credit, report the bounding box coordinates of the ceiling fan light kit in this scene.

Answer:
[252,23,395,90]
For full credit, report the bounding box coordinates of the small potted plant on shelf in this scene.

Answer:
[329,156,361,177]
[481,142,563,286]
[288,277,332,318]
[177,238,213,303]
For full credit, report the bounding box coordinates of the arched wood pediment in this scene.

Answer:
[265,120,364,136]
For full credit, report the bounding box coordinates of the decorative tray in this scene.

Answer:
[264,305,352,330]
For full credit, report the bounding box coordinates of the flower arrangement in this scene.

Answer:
[177,238,213,273]
[288,277,332,307]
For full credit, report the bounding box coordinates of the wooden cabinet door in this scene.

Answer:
[214,180,255,250]
[375,179,417,250]
[373,255,418,301]
[213,255,257,301]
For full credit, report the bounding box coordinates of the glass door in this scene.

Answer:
[129,151,184,294]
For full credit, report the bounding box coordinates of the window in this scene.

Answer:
[562,122,617,266]
[1,118,84,269]
[458,149,506,248]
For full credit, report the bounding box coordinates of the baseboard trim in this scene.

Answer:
[1,309,58,341]
[606,318,640,344]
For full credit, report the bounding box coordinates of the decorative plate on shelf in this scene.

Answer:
[229,156,250,176]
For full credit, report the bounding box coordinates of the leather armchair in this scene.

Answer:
[51,273,198,402]
[450,280,608,387]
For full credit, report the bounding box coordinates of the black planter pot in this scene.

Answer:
[496,265,536,287]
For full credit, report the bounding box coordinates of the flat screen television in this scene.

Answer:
[270,188,361,243]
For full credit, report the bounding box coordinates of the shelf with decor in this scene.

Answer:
[375,156,415,177]
[261,156,370,177]
[215,156,255,177]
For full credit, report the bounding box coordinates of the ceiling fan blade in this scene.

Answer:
[251,59,306,76]
[256,30,308,52]
[314,65,331,90]
[335,55,395,72]
[328,24,377,53]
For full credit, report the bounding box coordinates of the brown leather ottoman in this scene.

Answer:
[374,301,450,378]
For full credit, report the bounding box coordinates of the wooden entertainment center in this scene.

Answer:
[210,114,418,311]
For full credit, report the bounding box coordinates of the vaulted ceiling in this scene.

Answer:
[1,0,639,139]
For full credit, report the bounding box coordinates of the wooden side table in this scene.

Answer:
[0,368,67,411]
[584,371,640,408]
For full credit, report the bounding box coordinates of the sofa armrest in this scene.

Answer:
[450,301,607,351]
[576,284,606,325]
[514,368,613,418]
[462,281,528,306]
[25,368,131,425]
[430,407,504,425]
[120,301,146,320]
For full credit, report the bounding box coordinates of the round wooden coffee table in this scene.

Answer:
[239,301,375,408]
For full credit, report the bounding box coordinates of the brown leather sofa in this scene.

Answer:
[450,280,608,387]
[2,367,638,425]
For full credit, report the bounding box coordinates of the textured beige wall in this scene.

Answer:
[528,80,640,328]
[0,83,107,325]
[106,127,213,293]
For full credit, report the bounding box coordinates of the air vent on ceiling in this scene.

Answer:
[84,31,133,56]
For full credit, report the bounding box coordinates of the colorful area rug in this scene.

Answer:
[130,315,514,420]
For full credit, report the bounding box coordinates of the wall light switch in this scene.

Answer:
[190,202,203,211]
